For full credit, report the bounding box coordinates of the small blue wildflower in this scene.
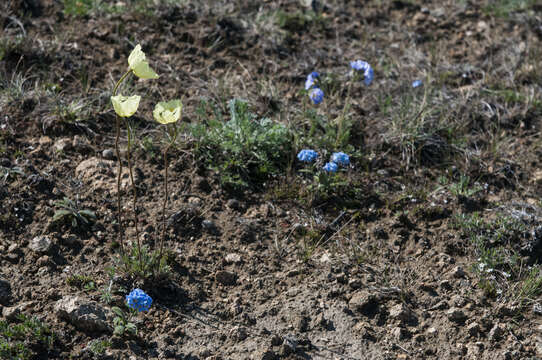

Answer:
[323,162,338,173]
[297,149,318,163]
[309,87,324,104]
[331,152,350,166]
[305,71,319,90]
[126,289,153,312]
[350,60,374,86]
[412,80,423,88]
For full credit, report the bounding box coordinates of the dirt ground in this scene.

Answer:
[2,0,542,359]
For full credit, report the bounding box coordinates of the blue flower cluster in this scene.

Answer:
[323,162,338,173]
[126,288,153,312]
[305,72,324,105]
[350,60,374,86]
[323,152,350,173]
[297,149,318,162]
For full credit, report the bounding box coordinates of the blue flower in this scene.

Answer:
[412,80,423,88]
[305,71,319,90]
[350,60,374,86]
[331,152,350,166]
[297,149,318,162]
[323,162,338,173]
[309,88,324,104]
[126,288,153,312]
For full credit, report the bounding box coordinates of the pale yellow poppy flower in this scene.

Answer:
[128,44,159,80]
[153,100,182,124]
[111,94,141,117]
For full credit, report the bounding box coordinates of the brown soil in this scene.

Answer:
[2,0,542,359]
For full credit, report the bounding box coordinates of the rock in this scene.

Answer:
[281,335,297,355]
[29,236,52,253]
[54,296,112,332]
[348,278,362,289]
[0,278,11,305]
[450,295,467,308]
[75,157,136,194]
[2,302,32,321]
[102,149,115,160]
[467,322,480,337]
[349,291,380,317]
[72,135,92,153]
[447,307,467,324]
[389,303,417,325]
[226,199,242,211]
[202,219,219,234]
[488,323,505,341]
[224,253,242,264]
[427,327,438,336]
[452,266,466,278]
[215,271,237,286]
[392,327,410,341]
[229,326,247,341]
[54,138,72,152]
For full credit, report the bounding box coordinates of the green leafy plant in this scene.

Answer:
[111,307,137,337]
[53,197,96,228]
[192,98,292,190]
[0,166,24,184]
[87,339,112,356]
[0,314,55,360]
[449,175,483,198]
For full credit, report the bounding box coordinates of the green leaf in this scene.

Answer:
[111,307,124,318]
[113,325,124,336]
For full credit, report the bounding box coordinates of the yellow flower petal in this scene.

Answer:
[153,99,182,124]
[132,61,159,80]
[111,94,141,118]
[128,44,159,79]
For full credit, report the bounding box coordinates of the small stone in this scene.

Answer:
[320,253,331,263]
[348,278,362,289]
[215,271,237,286]
[226,199,242,210]
[450,295,467,308]
[440,279,452,291]
[54,138,72,152]
[202,219,219,234]
[392,327,410,341]
[29,236,52,253]
[36,255,50,267]
[349,291,380,317]
[447,307,467,323]
[0,278,11,305]
[229,326,248,341]
[533,303,542,315]
[467,322,480,337]
[55,296,112,332]
[427,327,438,336]
[2,302,32,321]
[102,149,115,160]
[488,323,505,341]
[224,253,241,264]
[389,303,416,325]
[452,266,466,278]
[72,135,91,153]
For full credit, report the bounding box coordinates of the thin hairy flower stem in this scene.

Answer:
[158,124,177,271]
[112,70,132,255]
[125,122,143,272]
[336,77,354,148]
[158,142,170,269]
